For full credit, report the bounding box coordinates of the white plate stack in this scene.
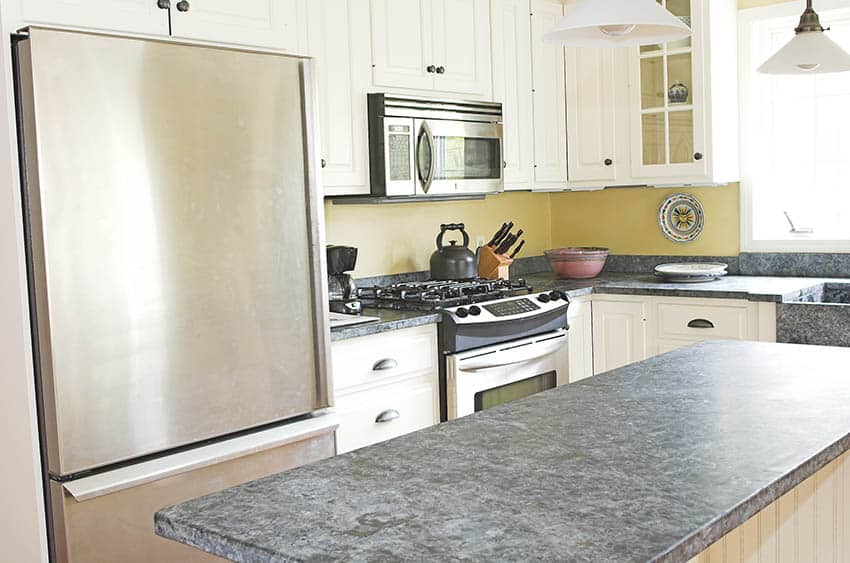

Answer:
[654,263,728,283]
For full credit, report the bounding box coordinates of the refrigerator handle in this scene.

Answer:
[62,413,338,502]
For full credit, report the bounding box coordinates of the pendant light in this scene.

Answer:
[758,0,850,74]
[543,0,691,48]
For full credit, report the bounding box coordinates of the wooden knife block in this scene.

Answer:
[478,246,513,280]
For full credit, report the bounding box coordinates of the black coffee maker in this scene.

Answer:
[327,246,361,315]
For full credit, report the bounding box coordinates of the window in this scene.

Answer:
[740,1,850,251]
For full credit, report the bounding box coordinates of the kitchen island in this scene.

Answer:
[156,341,850,562]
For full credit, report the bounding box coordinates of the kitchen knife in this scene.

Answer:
[487,223,508,247]
[492,222,514,248]
[496,234,517,255]
[510,240,526,259]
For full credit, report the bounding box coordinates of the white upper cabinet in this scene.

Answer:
[628,0,739,186]
[491,0,534,191]
[370,0,492,98]
[565,47,619,185]
[19,0,170,36]
[169,0,308,52]
[530,0,567,188]
[308,0,371,196]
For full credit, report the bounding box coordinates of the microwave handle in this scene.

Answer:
[418,121,436,194]
[457,336,566,372]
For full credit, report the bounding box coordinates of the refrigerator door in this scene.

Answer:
[17,28,331,477]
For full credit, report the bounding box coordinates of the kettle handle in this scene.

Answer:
[436,223,470,250]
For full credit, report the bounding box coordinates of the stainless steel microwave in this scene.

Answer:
[367,94,504,198]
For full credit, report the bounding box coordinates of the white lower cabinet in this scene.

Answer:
[331,324,439,454]
[591,298,648,375]
[567,297,594,383]
[588,295,777,376]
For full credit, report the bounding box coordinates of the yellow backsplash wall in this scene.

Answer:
[549,184,740,256]
[324,191,552,277]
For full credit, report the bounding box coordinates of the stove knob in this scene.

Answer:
[548,291,561,301]
[537,293,551,303]
[468,305,482,316]
[455,307,469,318]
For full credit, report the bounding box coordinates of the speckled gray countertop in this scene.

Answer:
[156,340,850,562]
[329,308,440,342]
[330,274,837,341]
[524,272,833,303]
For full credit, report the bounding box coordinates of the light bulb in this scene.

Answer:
[797,63,821,71]
[598,24,637,37]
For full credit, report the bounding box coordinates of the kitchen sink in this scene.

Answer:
[777,283,850,347]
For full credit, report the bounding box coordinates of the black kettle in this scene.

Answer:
[430,223,478,280]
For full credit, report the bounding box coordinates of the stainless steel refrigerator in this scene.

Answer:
[15,28,335,562]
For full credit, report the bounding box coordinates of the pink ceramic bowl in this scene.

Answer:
[545,247,609,280]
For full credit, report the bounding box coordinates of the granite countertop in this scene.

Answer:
[156,340,850,562]
[329,307,440,342]
[524,272,833,303]
[331,274,836,341]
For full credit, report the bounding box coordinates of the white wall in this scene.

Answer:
[0,1,49,561]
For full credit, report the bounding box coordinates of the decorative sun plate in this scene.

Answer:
[658,193,705,243]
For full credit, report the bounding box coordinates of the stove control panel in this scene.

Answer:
[483,298,540,317]
[441,292,569,325]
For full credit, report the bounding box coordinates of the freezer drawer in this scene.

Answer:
[50,419,336,563]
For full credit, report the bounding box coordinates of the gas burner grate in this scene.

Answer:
[358,278,532,311]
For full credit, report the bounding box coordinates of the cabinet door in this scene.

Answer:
[170,0,308,52]
[530,0,567,187]
[491,0,534,190]
[567,298,594,383]
[20,0,169,36]
[566,47,618,184]
[592,300,647,375]
[629,0,707,181]
[308,0,371,196]
[431,0,492,97]
[370,0,435,91]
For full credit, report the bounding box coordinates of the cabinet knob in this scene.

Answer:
[436,66,446,74]
[176,0,190,11]
[604,158,613,166]
[156,0,171,8]
[426,65,436,74]
[375,409,400,424]
[321,158,327,169]
[694,152,704,161]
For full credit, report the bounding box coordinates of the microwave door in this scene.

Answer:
[415,119,504,196]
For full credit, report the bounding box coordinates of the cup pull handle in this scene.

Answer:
[375,410,400,423]
[372,358,398,371]
[688,319,715,329]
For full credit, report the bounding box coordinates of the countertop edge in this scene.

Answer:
[654,432,850,562]
[155,513,275,563]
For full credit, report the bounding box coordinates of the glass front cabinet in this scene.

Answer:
[627,0,739,186]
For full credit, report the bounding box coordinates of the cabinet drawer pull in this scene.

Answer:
[375,409,400,423]
[372,358,398,371]
[687,319,715,329]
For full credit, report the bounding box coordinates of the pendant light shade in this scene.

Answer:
[758,1,850,75]
[543,0,691,48]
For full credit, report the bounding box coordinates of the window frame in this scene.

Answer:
[738,0,850,253]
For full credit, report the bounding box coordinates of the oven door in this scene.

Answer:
[445,330,568,420]
[414,118,503,196]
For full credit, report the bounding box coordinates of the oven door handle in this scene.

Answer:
[457,336,566,372]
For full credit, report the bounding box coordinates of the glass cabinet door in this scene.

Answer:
[634,0,702,174]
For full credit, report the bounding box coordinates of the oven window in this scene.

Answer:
[474,371,557,413]
[433,136,501,180]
